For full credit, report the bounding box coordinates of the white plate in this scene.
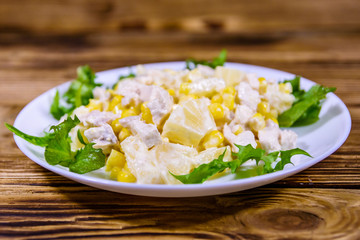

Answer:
[12,62,351,197]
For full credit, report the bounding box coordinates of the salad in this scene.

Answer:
[6,50,335,184]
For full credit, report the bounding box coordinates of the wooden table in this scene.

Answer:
[0,1,359,239]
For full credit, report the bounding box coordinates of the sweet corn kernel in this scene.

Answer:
[279,83,291,94]
[258,77,267,95]
[117,170,137,183]
[234,125,244,135]
[223,86,236,96]
[258,77,266,82]
[209,103,225,120]
[108,95,123,111]
[106,149,126,171]
[118,127,131,142]
[265,108,278,119]
[249,113,266,132]
[110,166,122,179]
[201,130,224,149]
[179,83,191,95]
[86,99,102,111]
[121,107,138,118]
[111,118,123,134]
[211,94,223,104]
[257,101,270,115]
[167,88,176,97]
[222,93,235,110]
[140,102,154,124]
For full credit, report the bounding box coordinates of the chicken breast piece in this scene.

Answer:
[147,86,174,126]
[115,79,153,106]
[280,129,297,150]
[258,120,281,153]
[119,116,162,148]
[236,81,261,111]
[223,124,257,152]
[84,123,118,154]
[81,110,121,127]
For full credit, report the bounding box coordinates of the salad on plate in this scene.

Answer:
[6,50,335,185]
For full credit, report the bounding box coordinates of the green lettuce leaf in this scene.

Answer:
[171,144,311,184]
[5,116,105,174]
[69,143,105,174]
[186,49,227,70]
[5,123,52,147]
[170,150,228,184]
[279,84,336,127]
[44,116,80,166]
[50,65,101,120]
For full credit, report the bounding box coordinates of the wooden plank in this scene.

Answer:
[0,0,359,34]
[0,187,359,239]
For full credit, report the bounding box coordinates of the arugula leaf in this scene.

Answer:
[44,116,80,166]
[50,65,101,120]
[186,49,227,70]
[5,123,52,147]
[69,143,105,174]
[6,116,105,174]
[170,150,228,184]
[279,84,336,127]
[261,151,280,174]
[50,90,69,120]
[229,144,265,172]
[171,144,311,184]
[274,148,311,171]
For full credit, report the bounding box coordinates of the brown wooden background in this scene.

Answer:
[0,1,359,239]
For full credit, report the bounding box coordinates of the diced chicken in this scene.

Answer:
[188,77,226,97]
[114,79,153,106]
[93,87,110,101]
[264,83,295,114]
[81,110,121,127]
[280,129,297,150]
[223,124,257,152]
[258,120,281,153]
[135,65,187,90]
[121,136,163,184]
[84,123,118,154]
[244,73,259,90]
[236,81,261,111]
[119,116,162,148]
[230,104,255,127]
[93,87,111,111]
[147,86,174,126]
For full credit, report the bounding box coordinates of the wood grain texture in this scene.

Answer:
[0,0,360,239]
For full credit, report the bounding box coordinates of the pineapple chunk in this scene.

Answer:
[162,98,216,147]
